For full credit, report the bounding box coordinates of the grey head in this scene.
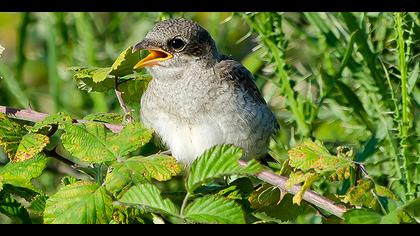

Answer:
[132,18,219,77]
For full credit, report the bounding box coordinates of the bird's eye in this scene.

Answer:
[169,37,186,51]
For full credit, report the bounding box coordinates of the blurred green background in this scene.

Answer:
[0,12,418,223]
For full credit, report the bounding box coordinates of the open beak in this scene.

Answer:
[132,39,173,69]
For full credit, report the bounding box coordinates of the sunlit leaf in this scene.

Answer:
[183,195,245,224]
[110,46,142,77]
[118,183,179,217]
[83,112,123,124]
[31,112,73,133]
[186,144,263,193]
[0,113,28,157]
[105,154,181,195]
[0,153,48,191]
[44,181,113,224]
[342,179,377,209]
[61,122,153,164]
[13,133,49,162]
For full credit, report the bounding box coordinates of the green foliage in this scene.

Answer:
[44,181,113,224]
[186,144,262,193]
[0,12,418,224]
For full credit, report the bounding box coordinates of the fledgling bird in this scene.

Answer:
[132,18,278,165]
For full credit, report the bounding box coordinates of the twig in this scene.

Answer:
[115,77,133,123]
[0,105,123,133]
[1,105,348,219]
[239,160,347,219]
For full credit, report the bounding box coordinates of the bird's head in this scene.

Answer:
[132,18,219,78]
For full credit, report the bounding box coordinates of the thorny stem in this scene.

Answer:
[1,105,348,219]
[115,77,133,123]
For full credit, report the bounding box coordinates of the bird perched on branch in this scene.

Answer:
[132,18,278,165]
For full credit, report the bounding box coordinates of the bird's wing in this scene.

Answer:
[215,58,268,106]
[214,58,280,132]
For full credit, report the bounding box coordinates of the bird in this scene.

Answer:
[132,18,278,165]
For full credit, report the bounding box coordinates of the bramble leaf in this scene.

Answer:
[43,181,113,224]
[0,153,48,192]
[186,144,263,193]
[183,195,245,224]
[110,46,142,77]
[13,133,49,162]
[344,209,382,224]
[0,193,31,223]
[0,113,28,157]
[342,179,377,209]
[31,112,73,133]
[118,183,179,217]
[83,112,123,124]
[61,122,153,164]
[105,154,181,195]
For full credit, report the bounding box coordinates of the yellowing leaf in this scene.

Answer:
[342,179,377,209]
[110,46,142,77]
[31,112,73,133]
[0,114,28,158]
[288,140,353,174]
[13,133,49,162]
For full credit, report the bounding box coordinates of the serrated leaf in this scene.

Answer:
[13,133,49,162]
[110,46,142,77]
[92,67,112,83]
[105,154,181,195]
[31,112,73,133]
[374,184,397,200]
[43,181,113,224]
[0,113,28,157]
[118,77,151,104]
[83,112,123,124]
[0,153,48,191]
[119,183,179,217]
[291,173,319,206]
[0,193,31,223]
[186,144,263,193]
[342,179,377,209]
[183,195,245,224]
[343,209,382,224]
[29,194,48,214]
[69,66,114,93]
[288,140,354,174]
[61,122,153,164]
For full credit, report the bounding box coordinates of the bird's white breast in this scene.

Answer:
[146,110,224,165]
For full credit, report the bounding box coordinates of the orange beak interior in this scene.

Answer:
[133,49,173,69]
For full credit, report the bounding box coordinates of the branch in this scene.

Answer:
[1,105,347,219]
[239,160,347,219]
[115,78,133,123]
[0,105,123,133]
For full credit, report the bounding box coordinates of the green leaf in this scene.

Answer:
[110,46,142,77]
[118,77,151,104]
[344,209,382,224]
[13,133,49,162]
[0,193,31,224]
[287,140,354,174]
[105,154,181,195]
[0,113,28,157]
[342,179,377,209]
[118,183,179,217]
[0,153,48,191]
[183,195,245,224]
[43,181,113,224]
[92,67,112,83]
[186,144,263,193]
[29,194,48,215]
[61,122,152,164]
[249,184,283,209]
[31,112,73,132]
[69,66,114,93]
[83,112,123,124]
[374,184,397,200]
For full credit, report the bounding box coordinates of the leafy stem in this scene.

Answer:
[179,192,190,218]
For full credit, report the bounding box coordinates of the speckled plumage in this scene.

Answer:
[136,18,278,165]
